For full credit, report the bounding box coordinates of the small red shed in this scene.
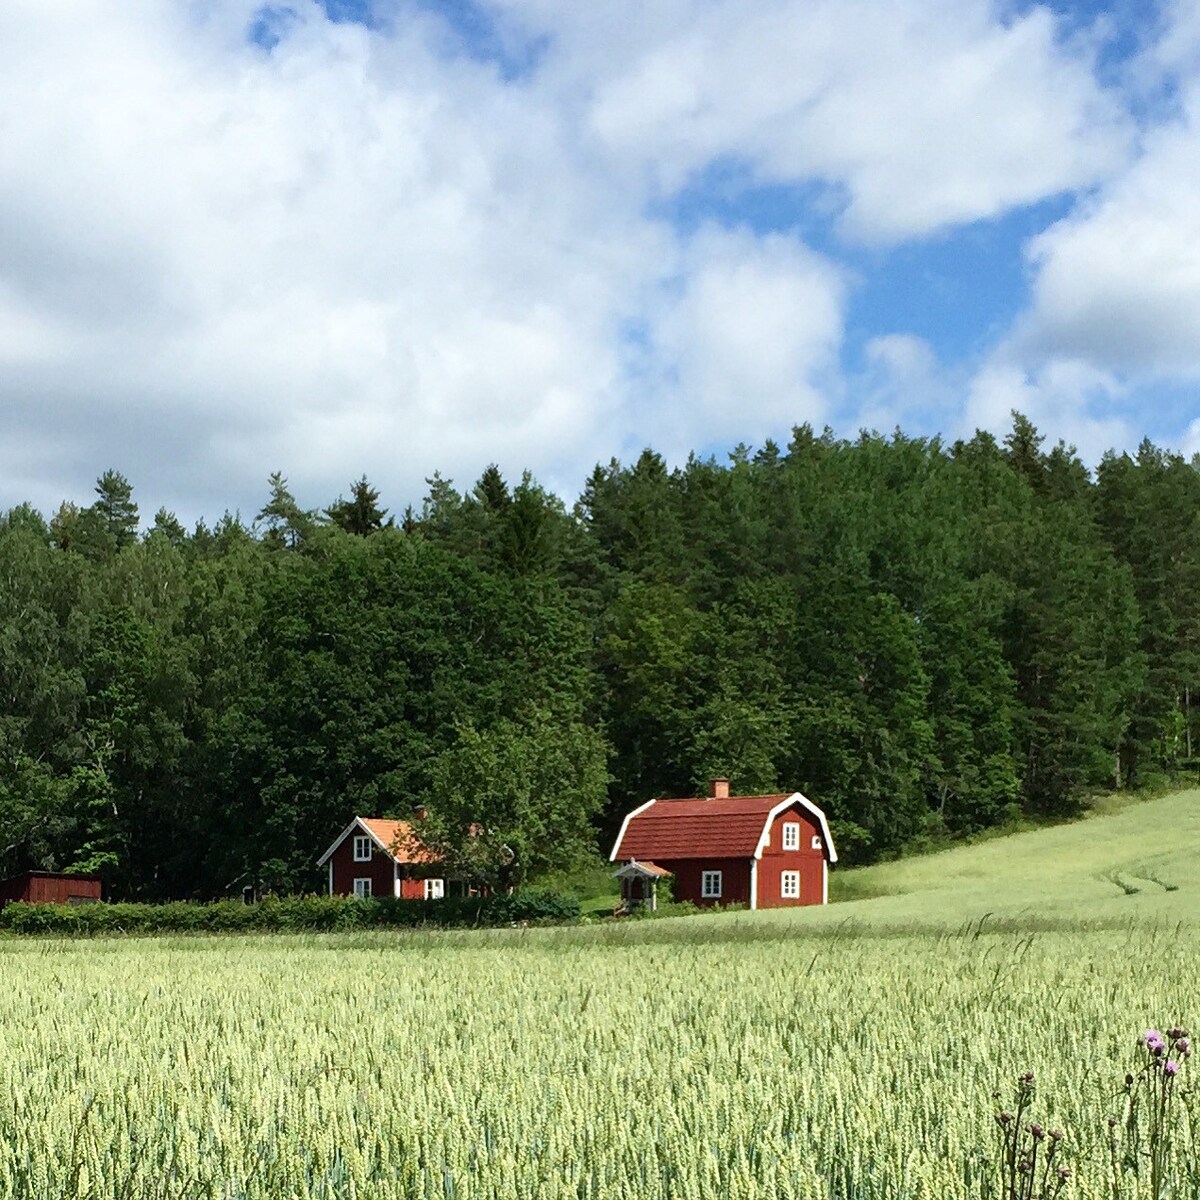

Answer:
[318,815,451,900]
[610,779,837,909]
[0,871,103,910]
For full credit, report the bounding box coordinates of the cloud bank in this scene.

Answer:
[0,0,1188,522]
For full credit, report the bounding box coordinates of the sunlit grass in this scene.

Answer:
[3,789,1199,1198]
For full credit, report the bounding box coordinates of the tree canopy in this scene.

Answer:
[1,418,1195,896]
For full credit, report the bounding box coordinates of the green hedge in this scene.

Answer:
[0,889,580,936]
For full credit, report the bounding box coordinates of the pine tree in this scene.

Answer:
[92,470,139,549]
[326,476,389,537]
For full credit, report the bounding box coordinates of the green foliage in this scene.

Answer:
[0,412,1195,895]
[0,889,580,934]
[325,476,389,536]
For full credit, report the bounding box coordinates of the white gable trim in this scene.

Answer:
[753,793,837,863]
[609,799,657,862]
[317,817,399,867]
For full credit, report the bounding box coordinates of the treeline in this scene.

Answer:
[2,415,1198,898]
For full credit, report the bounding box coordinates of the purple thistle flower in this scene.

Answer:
[1165,1059,1180,1077]
[1143,1029,1165,1051]
[1177,1037,1190,1057]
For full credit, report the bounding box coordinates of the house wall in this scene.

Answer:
[328,834,448,898]
[664,857,752,906]
[329,836,397,897]
[757,805,827,907]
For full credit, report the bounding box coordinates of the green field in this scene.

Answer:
[3,791,1199,1199]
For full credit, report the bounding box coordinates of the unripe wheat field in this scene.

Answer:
[4,790,1199,1200]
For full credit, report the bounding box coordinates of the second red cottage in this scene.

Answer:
[610,778,837,909]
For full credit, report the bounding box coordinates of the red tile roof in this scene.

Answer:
[614,794,790,860]
[358,818,441,865]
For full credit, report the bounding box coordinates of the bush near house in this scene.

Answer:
[0,890,579,935]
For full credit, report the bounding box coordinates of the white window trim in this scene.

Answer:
[424,878,445,900]
[701,870,723,899]
[781,870,800,899]
[782,822,800,851]
[353,835,373,862]
[811,835,823,850]
[353,877,372,899]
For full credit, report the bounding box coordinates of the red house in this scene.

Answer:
[318,815,449,900]
[0,871,103,910]
[610,779,837,910]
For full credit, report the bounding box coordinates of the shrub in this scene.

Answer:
[0,890,582,937]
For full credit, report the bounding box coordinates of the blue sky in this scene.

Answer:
[0,0,1198,521]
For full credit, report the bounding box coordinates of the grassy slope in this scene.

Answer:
[801,787,1200,931]
[545,790,1200,942]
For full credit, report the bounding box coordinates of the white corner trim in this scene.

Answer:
[317,816,401,867]
[753,793,838,863]
[327,861,333,896]
[609,798,658,861]
[317,818,361,867]
[822,859,828,905]
[749,858,758,911]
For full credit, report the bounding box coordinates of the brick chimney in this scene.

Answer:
[710,777,730,799]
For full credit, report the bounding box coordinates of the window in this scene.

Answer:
[701,870,723,899]
[353,835,372,862]
[781,871,800,899]
[424,878,445,900]
[782,822,800,851]
[811,835,823,850]
[353,877,372,899]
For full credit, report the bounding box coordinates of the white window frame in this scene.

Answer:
[811,835,823,851]
[353,877,372,899]
[423,878,445,900]
[782,822,800,851]
[781,870,800,899]
[353,835,373,862]
[701,870,723,899]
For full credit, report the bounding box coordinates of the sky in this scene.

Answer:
[1,0,1199,525]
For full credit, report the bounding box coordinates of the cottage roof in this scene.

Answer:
[317,816,440,867]
[610,792,837,863]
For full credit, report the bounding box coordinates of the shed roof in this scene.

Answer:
[611,792,837,863]
[317,816,440,867]
[612,860,672,879]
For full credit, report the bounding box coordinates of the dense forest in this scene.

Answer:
[2,414,1198,898]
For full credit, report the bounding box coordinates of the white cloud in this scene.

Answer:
[962,355,1133,462]
[0,0,1149,521]
[852,334,961,436]
[500,0,1132,240]
[1016,114,1200,374]
[641,227,844,453]
[954,1,1200,461]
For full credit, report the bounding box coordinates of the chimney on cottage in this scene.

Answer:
[710,778,730,799]
[412,804,428,822]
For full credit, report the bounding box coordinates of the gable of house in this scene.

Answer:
[611,792,837,864]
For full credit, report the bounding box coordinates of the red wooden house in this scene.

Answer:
[318,815,449,900]
[610,779,837,910]
[0,871,103,910]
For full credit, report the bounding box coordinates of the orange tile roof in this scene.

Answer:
[359,817,441,865]
[615,795,790,860]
